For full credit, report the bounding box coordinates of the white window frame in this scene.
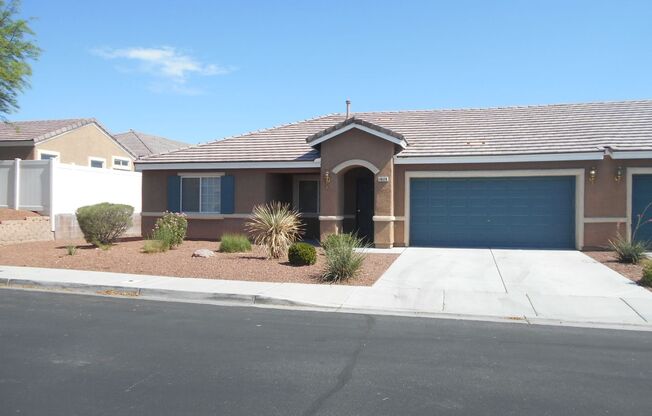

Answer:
[88,156,106,168]
[112,156,131,170]
[36,149,60,160]
[293,174,320,217]
[179,173,224,214]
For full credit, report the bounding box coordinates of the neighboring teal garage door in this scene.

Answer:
[409,176,576,248]
[631,175,652,242]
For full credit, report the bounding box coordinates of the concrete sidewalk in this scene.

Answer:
[1,264,651,331]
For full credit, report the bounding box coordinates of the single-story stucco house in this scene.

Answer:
[135,100,652,250]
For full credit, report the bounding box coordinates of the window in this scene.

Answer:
[113,157,130,170]
[89,157,105,168]
[293,175,319,215]
[37,150,59,160]
[181,176,222,213]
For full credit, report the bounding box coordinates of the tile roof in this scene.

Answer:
[137,100,652,164]
[114,130,189,158]
[0,118,99,143]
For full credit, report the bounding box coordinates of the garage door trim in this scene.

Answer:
[404,169,585,249]
[626,167,652,242]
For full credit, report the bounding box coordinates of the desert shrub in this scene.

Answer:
[609,234,648,264]
[641,261,652,287]
[219,233,252,253]
[65,245,77,256]
[321,233,367,282]
[288,242,317,266]
[246,202,302,259]
[142,239,169,254]
[152,212,187,248]
[76,203,134,246]
[321,233,358,252]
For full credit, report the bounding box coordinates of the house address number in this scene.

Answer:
[377,176,389,182]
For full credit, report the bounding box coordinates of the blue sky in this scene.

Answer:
[14,0,652,143]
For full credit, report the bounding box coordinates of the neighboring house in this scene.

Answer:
[0,119,136,170]
[114,130,188,158]
[136,100,652,250]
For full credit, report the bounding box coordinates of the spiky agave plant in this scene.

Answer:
[246,202,303,259]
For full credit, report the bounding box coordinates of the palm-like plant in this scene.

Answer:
[610,201,652,264]
[246,202,303,259]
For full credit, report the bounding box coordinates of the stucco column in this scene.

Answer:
[318,169,344,240]
[373,159,394,248]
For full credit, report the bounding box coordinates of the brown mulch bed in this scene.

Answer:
[0,238,398,286]
[584,251,647,287]
[0,208,40,222]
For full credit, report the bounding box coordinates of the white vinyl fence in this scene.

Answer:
[0,158,141,236]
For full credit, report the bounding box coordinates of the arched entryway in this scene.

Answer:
[341,167,375,243]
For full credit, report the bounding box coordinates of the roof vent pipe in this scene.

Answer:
[345,100,351,118]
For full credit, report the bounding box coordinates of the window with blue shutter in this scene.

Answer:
[221,175,235,214]
[167,175,181,212]
[173,174,234,214]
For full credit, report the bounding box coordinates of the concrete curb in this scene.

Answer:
[2,277,652,332]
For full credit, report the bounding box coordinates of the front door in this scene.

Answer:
[355,176,374,243]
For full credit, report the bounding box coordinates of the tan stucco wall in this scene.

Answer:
[393,157,652,248]
[318,129,398,247]
[0,146,34,160]
[141,168,319,239]
[35,124,134,169]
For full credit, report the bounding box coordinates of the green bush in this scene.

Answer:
[152,212,187,248]
[321,233,367,282]
[142,239,169,254]
[76,203,134,246]
[65,245,77,256]
[641,261,652,287]
[219,233,252,253]
[609,234,648,264]
[288,242,317,266]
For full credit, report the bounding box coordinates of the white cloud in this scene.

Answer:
[92,46,232,94]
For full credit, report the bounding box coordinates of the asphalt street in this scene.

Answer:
[1,289,651,415]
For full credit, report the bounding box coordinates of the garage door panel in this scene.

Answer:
[632,175,652,242]
[409,176,576,248]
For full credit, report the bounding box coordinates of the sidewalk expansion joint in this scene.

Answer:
[620,298,648,322]
[489,248,509,294]
[525,293,539,316]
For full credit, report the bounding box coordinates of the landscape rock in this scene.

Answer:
[192,249,215,258]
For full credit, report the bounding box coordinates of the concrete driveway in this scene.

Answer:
[361,247,652,326]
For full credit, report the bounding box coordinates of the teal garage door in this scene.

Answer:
[409,176,576,248]
[631,174,652,242]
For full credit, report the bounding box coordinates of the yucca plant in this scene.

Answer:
[321,233,368,283]
[609,234,647,264]
[609,201,652,264]
[246,202,303,259]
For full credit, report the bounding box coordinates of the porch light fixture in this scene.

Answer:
[324,170,331,184]
[588,166,598,183]
[614,166,624,182]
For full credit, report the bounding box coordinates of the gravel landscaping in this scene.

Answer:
[0,239,398,286]
[0,208,40,221]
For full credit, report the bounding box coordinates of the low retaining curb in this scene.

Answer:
[0,277,319,309]
[2,277,651,332]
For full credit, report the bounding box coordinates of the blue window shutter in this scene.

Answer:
[221,175,235,214]
[167,175,181,212]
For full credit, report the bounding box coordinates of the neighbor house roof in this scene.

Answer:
[0,118,104,144]
[137,100,652,165]
[114,130,189,158]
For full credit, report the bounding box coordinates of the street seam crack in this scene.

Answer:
[301,315,375,416]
